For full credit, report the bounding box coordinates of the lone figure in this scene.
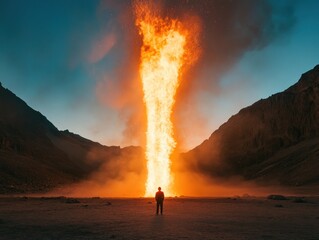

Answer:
[155,187,164,215]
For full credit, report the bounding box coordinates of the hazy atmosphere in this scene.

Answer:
[1,0,318,149]
[1,1,319,239]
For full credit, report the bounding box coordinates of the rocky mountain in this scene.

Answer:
[2,65,318,194]
[183,65,319,186]
[0,82,143,194]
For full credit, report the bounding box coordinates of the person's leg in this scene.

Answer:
[160,202,163,215]
[156,202,159,215]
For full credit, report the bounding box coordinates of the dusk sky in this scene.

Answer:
[1,0,319,149]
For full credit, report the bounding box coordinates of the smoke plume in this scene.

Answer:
[49,145,147,197]
[91,0,295,149]
[78,0,296,196]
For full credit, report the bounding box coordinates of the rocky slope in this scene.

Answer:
[183,65,319,186]
[0,83,143,194]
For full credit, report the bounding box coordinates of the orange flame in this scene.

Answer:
[135,2,198,197]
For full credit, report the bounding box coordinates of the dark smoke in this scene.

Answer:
[163,0,295,76]
[94,0,296,147]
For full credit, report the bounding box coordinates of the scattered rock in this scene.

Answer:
[227,197,238,200]
[56,196,67,200]
[147,201,152,204]
[41,196,66,200]
[267,195,287,200]
[105,202,112,206]
[82,204,89,208]
[274,204,283,208]
[65,198,80,204]
[292,197,307,203]
[92,197,100,199]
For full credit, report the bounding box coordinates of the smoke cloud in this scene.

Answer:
[88,32,116,63]
[49,146,147,197]
[90,0,295,148]
[79,0,296,196]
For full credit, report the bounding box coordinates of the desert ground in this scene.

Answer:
[0,196,318,240]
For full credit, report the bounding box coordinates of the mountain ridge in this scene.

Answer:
[0,83,143,194]
[1,65,319,194]
[183,65,319,186]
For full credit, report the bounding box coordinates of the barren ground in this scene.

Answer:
[0,196,318,240]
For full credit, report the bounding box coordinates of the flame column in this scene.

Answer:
[135,4,187,196]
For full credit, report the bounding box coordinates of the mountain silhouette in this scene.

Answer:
[0,82,143,194]
[183,65,319,186]
[1,65,319,194]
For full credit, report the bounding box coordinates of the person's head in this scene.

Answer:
[158,187,161,191]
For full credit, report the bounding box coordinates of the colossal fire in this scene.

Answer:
[135,2,198,196]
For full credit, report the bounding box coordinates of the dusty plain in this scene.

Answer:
[0,196,318,240]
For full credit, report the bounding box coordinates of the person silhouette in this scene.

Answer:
[155,187,164,215]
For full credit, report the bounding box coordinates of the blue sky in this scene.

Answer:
[204,0,319,135]
[0,0,318,149]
